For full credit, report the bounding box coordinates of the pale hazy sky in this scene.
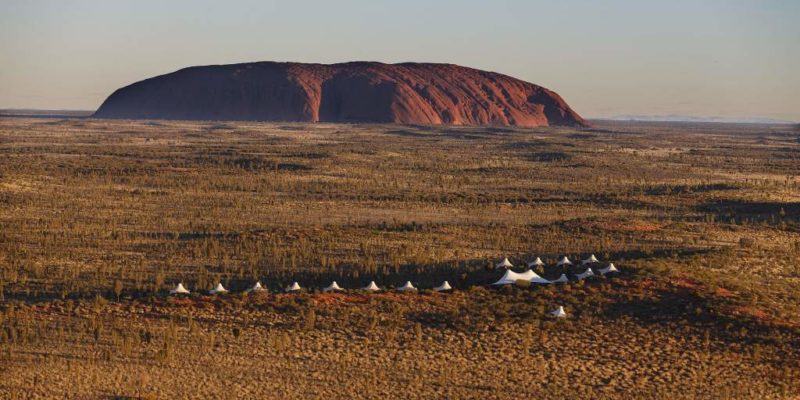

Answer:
[1,0,798,120]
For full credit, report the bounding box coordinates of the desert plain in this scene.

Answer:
[0,117,798,399]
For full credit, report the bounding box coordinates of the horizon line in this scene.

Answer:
[1,108,797,126]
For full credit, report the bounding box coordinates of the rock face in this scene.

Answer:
[94,62,586,127]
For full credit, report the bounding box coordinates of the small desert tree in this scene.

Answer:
[113,279,123,302]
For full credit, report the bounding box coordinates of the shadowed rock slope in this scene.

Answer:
[94,62,586,127]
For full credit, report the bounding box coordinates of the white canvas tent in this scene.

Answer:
[397,281,417,292]
[362,281,381,292]
[492,270,524,285]
[248,281,266,293]
[433,281,452,292]
[493,269,550,285]
[550,306,567,318]
[323,281,344,292]
[582,254,599,265]
[285,282,302,292]
[550,274,569,284]
[169,283,190,295]
[576,268,595,280]
[599,263,619,275]
[527,257,545,267]
[209,283,228,294]
[556,256,572,266]
[495,257,513,269]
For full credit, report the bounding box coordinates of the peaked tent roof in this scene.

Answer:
[362,281,381,291]
[551,306,567,318]
[248,281,266,292]
[557,256,573,266]
[517,269,535,280]
[519,269,551,284]
[397,281,417,292]
[493,269,550,285]
[169,283,190,295]
[599,263,619,275]
[495,257,513,269]
[576,268,595,280]
[433,281,453,292]
[323,281,344,292]
[492,270,523,285]
[582,254,599,264]
[285,282,302,292]
[528,257,545,267]
[550,274,569,284]
[209,283,228,294]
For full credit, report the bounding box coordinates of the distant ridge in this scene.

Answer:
[94,61,586,128]
[0,109,93,118]
[602,115,796,125]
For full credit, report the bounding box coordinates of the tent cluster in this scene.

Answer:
[492,254,619,286]
[167,255,619,296]
[169,280,454,295]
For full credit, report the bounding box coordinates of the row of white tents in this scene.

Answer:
[495,254,604,269]
[169,280,453,295]
[170,281,569,317]
[170,282,570,317]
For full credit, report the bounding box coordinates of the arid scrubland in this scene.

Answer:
[0,118,798,399]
